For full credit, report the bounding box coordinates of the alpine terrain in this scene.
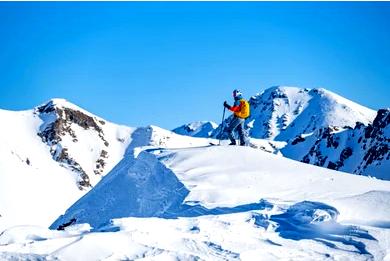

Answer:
[0,87,389,260]
[180,86,389,180]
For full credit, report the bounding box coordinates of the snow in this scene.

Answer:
[172,121,218,138]
[0,108,85,231]
[0,101,134,232]
[281,111,390,180]
[158,146,389,209]
[0,95,388,260]
[235,86,376,141]
[11,143,386,260]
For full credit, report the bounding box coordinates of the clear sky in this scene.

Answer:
[1,2,389,129]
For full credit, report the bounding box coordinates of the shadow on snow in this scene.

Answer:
[52,147,376,257]
[252,201,376,256]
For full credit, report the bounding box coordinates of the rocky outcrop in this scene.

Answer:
[283,109,390,180]
[36,100,111,190]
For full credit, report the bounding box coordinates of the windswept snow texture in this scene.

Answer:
[1,201,385,260]
[0,90,389,260]
[173,121,218,138]
[2,146,390,260]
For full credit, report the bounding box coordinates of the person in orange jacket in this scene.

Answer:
[223,89,250,146]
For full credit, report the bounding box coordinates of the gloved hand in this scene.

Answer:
[223,101,230,109]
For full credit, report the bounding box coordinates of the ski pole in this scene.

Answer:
[218,106,226,146]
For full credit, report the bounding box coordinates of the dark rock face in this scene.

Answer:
[357,109,390,175]
[327,147,353,171]
[36,101,110,190]
[291,135,305,145]
[285,109,390,179]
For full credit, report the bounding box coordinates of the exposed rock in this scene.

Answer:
[285,109,389,180]
[291,135,305,145]
[57,148,91,189]
[57,218,76,230]
[36,101,110,190]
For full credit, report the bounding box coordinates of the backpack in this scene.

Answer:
[235,99,250,119]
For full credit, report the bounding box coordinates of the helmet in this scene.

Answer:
[233,89,242,98]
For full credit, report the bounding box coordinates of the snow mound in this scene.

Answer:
[159,146,390,208]
[50,150,189,229]
[51,145,390,232]
[332,190,390,227]
[3,144,390,260]
[276,201,339,225]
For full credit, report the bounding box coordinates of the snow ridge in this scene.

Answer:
[243,86,376,141]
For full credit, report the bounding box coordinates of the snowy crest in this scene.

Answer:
[246,86,376,141]
[172,121,218,138]
[35,98,133,189]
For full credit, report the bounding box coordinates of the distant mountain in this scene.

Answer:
[172,121,218,138]
[35,98,134,189]
[0,99,212,230]
[0,98,132,230]
[0,90,388,232]
[173,86,388,178]
[210,86,376,141]
[1,96,390,260]
[282,108,390,179]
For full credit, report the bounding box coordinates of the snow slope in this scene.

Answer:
[0,107,214,232]
[0,99,134,231]
[26,145,390,260]
[282,108,390,180]
[0,107,86,231]
[0,94,388,260]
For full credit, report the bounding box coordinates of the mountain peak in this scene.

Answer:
[48,98,69,105]
[172,121,218,138]
[36,98,91,116]
[239,86,376,140]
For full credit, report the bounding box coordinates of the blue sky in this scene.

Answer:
[1,2,389,129]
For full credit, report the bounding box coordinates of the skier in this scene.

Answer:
[223,89,250,146]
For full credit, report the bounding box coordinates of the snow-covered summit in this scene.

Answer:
[36,98,103,120]
[172,121,218,138]
[35,98,134,189]
[0,99,134,231]
[245,86,376,141]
